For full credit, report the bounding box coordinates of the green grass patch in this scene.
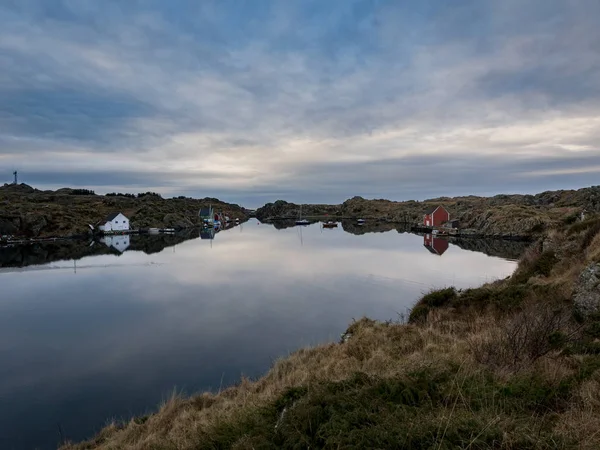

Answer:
[197,366,584,449]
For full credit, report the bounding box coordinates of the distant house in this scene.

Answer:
[424,234,449,256]
[423,205,450,227]
[199,206,214,223]
[98,212,130,232]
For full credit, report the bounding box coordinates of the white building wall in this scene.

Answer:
[110,214,129,231]
[99,213,130,232]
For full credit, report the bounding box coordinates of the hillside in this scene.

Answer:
[257,186,600,237]
[0,184,247,238]
[62,212,600,449]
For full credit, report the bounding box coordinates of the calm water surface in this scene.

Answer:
[0,220,523,449]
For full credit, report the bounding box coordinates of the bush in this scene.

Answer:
[568,216,600,235]
[137,192,162,198]
[457,284,529,311]
[581,219,600,251]
[409,287,457,323]
[512,250,557,284]
[70,189,95,195]
[470,303,572,369]
[106,192,136,198]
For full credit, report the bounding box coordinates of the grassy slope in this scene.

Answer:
[63,217,600,449]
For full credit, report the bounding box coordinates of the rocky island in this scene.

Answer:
[0,183,248,239]
[257,186,599,238]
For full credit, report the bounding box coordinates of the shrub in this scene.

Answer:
[137,192,162,198]
[581,219,600,251]
[70,189,95,195]
[567,216,600,235]
[106,192,135,198]
[421,287,458,307]
[470,303,572,369]
[409,287,457,323]
[512,250,558,284]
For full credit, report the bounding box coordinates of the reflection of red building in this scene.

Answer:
[424,234,449,255]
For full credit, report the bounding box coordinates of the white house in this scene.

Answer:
[98,212,130,232]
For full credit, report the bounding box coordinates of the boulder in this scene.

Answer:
[574,264,600,316]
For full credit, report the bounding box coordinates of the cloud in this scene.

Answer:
[0,0,599,206]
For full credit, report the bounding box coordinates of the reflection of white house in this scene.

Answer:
[98,213,129,232]
[100,235,130,253]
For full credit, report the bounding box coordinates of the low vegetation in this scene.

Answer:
[62,213,600,449]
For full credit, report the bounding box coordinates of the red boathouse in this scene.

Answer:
[423,205,450,227]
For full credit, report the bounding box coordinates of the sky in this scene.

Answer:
[0,0,599,207]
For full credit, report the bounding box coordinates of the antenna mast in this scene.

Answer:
[13,170,18,185]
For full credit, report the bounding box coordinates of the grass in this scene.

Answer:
[62,216,600,450]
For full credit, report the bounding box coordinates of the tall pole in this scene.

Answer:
[13,171,17,185]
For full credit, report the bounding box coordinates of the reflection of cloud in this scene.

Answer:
[1,1,599,204]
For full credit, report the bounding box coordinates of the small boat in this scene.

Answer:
[357,218,366,224]
[148,228,159,235]
[323,221,338,228]
[296,205,310,225]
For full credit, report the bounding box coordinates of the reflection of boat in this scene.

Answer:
[295,205,310,225]
[323,221,338,228]
[200,228,215,240]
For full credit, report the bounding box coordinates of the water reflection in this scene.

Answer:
[100,235,131,252]
[423,234,449,256]
[0,219,520,449]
